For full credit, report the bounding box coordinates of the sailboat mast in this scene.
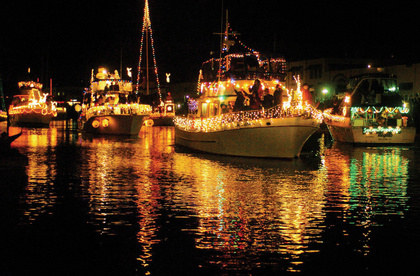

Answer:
[136,0,161,100]
[217,5,224,84]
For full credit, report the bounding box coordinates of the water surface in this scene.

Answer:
[1,121,419,275]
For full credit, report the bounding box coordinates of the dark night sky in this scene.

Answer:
[1,0,419,94]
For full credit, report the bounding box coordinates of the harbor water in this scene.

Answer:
[1,121,420,275]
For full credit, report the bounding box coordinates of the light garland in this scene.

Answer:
[176,75,320,132]
[9,104,57,117]
[323,108,346,123]
[83,103,151,121]
[324,104,411,126]
[175,103,322,133]
[351,106,410,117]
[18,81,43,90]
[226,23,255,52]
[9,84,57,117]
[363,126,402,135]
[136,0,162,101]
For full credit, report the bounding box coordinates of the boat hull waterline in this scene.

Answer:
[9,112,53,127]
[326,123,416,144]
[175,117,319,158]
[80,114,149,135]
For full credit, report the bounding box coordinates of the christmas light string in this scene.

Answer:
[174,102,322,133]
[84,103,152,121]
[10,82,57,117]
[175,77,323,132]
[136,0,162,102]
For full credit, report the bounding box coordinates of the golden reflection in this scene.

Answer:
[79,126,175,273]
[80,138,139,235]
[6,119,412,273]
[1,124,58,223]
[171,151,327,272]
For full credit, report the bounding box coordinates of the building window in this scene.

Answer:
[399,82,413,91]
[309,65,322,79]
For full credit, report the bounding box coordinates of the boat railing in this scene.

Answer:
[175,103,322,132]
[324,105,411,128]
[84,103,152,121]
[9,100,57,116]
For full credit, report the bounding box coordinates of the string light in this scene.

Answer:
[175,77,322,132]
[9,82,57,117]
[136,0,162,101]
[174,103,322,133]
[363,126,402,135]
[83,103,151,121]
[324,105,411,127]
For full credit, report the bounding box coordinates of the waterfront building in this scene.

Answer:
[286,57,420,103]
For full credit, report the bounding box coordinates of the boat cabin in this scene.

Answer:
[338,74,411,128]
[349,73,401,107]
[191,52,286,118]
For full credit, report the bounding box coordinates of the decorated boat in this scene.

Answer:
[145,97,175,126]
[174,19,322,158]
[8,81,56,127]
[78,67,151,135]
[323,73,416,144]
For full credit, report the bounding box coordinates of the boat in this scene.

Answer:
[174,16,322,158]
[8,81,56,127]
[323,73,416,144]
[78,67,151,135]
[145,95,175,126]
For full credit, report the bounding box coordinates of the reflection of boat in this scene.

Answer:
[0,129,28,167]
[174,16,322,158]
[78,67,151,135]
[0,76,8,121]
[323,73,416,144]
[8,81,56,127]
[0,110,6,121]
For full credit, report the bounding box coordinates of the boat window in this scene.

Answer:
[201,102,208,117]
[245,55,259,71]
[381,79,398,94]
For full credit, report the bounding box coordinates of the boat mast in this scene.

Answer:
[217,5,225,85]
[136,0,161,101]
[146,23,149,95]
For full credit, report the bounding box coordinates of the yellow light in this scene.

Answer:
[102,118,109,127]
[92,120,100,128]
[344,96,350,103]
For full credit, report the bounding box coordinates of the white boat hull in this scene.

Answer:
[9,112,53,127]
[175,117,319,158]
[79,114,148,135]
[326,124,416,144]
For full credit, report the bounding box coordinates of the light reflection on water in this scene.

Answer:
[1,121,417,274]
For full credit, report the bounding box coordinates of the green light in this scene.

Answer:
[363,126,401,135]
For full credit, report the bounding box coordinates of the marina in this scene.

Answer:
[2,0,420,275]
